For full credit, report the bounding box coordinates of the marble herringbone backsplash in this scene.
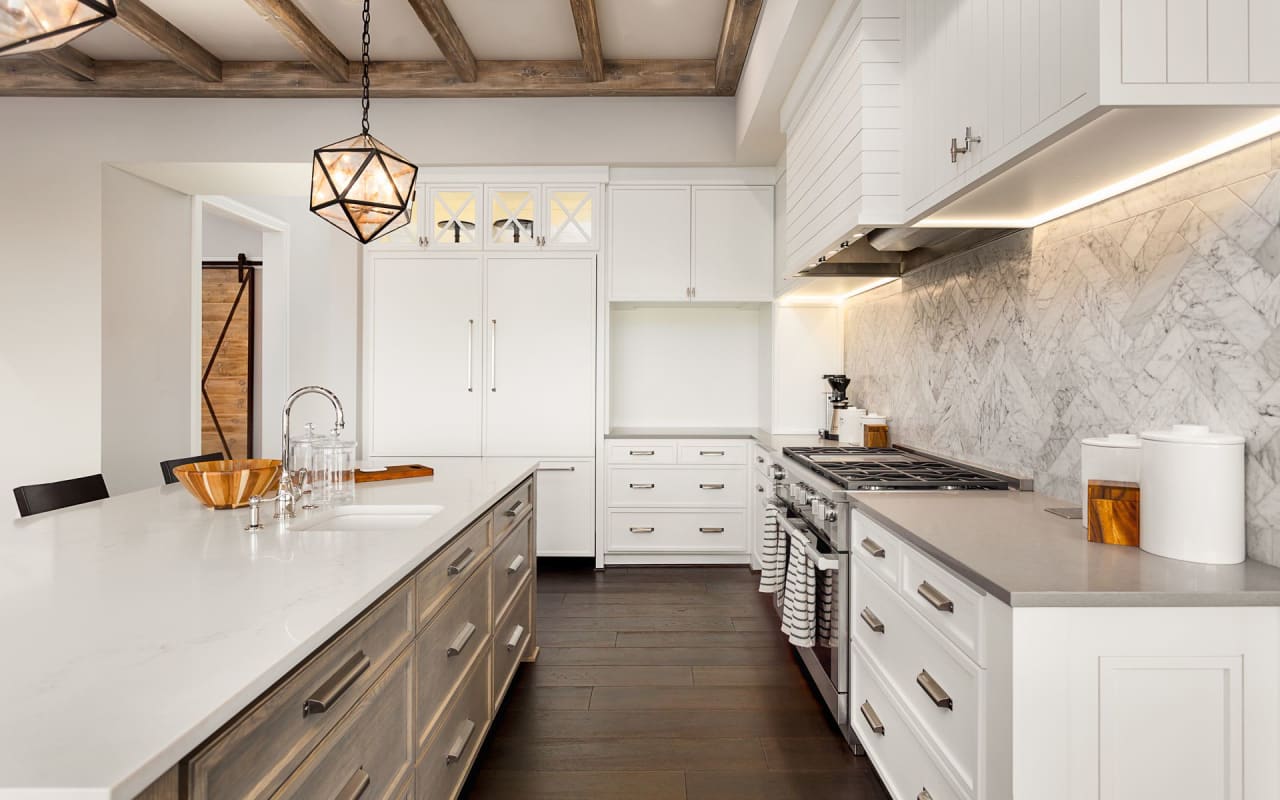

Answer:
[843,134,1280,565]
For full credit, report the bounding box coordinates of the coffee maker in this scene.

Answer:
[820,374,851,441]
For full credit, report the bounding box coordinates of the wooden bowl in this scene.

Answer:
[173,459,281,510]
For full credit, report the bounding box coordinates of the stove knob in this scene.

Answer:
[770,464,786,482]
[822,501,839,523]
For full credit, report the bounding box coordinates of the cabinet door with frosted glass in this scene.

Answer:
[543,185,600,250]
[425,185,481,250]
[485,185,541,250]
[364,183,425,250]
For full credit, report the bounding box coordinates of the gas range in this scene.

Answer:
[781,445,1021,491]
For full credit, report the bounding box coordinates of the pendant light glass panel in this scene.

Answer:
[310,133,418,244]
[0,0,116,56]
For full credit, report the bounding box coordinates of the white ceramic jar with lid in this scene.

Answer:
[1079,433,1141,528]
[1139,424,1245,564]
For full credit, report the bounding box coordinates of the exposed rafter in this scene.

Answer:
[114,0,222,82]
[242,0,349,82]
[404,0,477,83]
[714,0,763,95]
[35,46,95,82]
[568,0,604,82]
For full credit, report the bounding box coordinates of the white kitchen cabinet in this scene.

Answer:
[364,184,426,250]
[691,186,774,302]
[425,184,481,250]
[607,186,692,301]
[543,185,600,250]
[485,185,540,250]
[535,461,596,556]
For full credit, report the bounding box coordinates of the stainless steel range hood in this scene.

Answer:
[796,226,1021,278]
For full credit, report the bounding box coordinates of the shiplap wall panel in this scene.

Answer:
[1118,0,1280,88]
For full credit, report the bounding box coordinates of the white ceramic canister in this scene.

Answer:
[837,408,866,444]
[1139,424,1245,565]
[1079,433,1141,528]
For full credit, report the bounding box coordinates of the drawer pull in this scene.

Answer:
[756,484,764,493]
[537,465,576,472]
[629,483,655,489]
[699,450,726,456]
[859,700,885,735]
[699,483,725,490]
[447,547,476,576]
[629,527,655,533]
[860,537,885,558]
[917,791,933,800]
[506,623,526,651]
[503,498,526,517]
[507,554,526,575]
[629,450,655,456]
[917,581,955,613]
[446,718,477,765]
[335,767,370,800]
[447,621,477,657]
[860,607,885,634]
[756,455,765,463]
[699,527,725,533]
[302,651,370,717]
[917,669,953,709]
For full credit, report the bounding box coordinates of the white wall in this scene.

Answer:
[201,209,262,259]
[771,304,844,434]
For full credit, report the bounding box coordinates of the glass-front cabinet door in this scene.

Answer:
[427,185,481,250]
[543,185,599,250]
[365,183,424,250]
[485,185,540,249]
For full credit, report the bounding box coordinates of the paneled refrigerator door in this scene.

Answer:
[483,256,596,457]
[367,255,483,456]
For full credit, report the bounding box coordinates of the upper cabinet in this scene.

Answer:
[691,187,774,302]
[608,186,692,301]
[427,185,482,250]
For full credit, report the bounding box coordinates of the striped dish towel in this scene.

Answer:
[758,503,786,593]
[816,568,837,647]
[781,529,817,647]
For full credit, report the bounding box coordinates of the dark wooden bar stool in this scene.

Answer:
[13,474,110,517]
[159,452,224,485]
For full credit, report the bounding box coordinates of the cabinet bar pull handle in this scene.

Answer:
[447,621,477,657]
[335,767,371,800]
[700,450,725,456]
[445,718,477,765]
[629,483,655,489]
[629,527,655,533]
[699,527,725,533]
[917,581,954,613]
[538,466,576,472]
[756,456,765,463]
[860,538,885,558]
[507,554,526,574]
[860,607,885,634]
[700,483,725,490]
[447,547,476,576]
[917,791,933,800]
[466,319,474,392]
[859,700,885,735]
[302,651,370,717]
[504,498,526,517]
[506,624,526,651]
[917,670,953,709]
[489,319,497,392]
[629,450,655,456]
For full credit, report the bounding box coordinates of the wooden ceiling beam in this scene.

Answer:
[243,0,349,83]
[568,0,604,82]
[714,0,763,95]
[114,0,222,82]
[404,0,477,82]
[0,58,717,97]
[35,46,96,81]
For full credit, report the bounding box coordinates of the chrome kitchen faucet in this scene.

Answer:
[276,386,346,519]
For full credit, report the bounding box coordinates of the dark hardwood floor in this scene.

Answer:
[461,563,891,800]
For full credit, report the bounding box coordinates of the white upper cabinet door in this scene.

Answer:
[691,186,774,302]
[425,185,482,250]
[536,460,596,556]
[543,185,600,250]
[608,186,693,301]
[484,256,596,457]
[485,185,541,250]
[367,255,483,456]
[363,183,425,250]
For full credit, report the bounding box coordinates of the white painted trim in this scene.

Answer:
[603,553,753,566]
[415,165,609,183]
[608,166,777,185]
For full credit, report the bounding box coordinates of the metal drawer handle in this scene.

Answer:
[756,455,765,463]
[917,581,955,613]
[859,700,885,735]
[445,718,477,765]
[699,527,725,533]
[700,483,725,490]
[756,484,764,493]
[503,498,526,517]
[860,607,885,634]
[699,450,725,456]
[917,670,953,709]
[336,767,371,800]
[447,622,477,657]
[860,538,885,558]
[506,623,526,651]
[538,466,576,472]
[302,651,370,717]
[447,547,476,576]
[917,791,933,800]
[629,450,655,456]
[507,554,526,575]
[629,526,655,533]
[629,483,655,489]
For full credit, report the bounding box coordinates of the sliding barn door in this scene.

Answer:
[201,262,256,459]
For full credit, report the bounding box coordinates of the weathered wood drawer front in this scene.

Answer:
[492,578,533,709]
[414,561,492,749]
[189,582,414,800]
[492,479,533,543]
[416,652,493,800]
[274,649,413,800]
[416,514,490,627]
[492,515,532,619]
[677,442,748,465]
[607,441,677,465]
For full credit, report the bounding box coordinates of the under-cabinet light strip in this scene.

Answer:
[780,276,900,306]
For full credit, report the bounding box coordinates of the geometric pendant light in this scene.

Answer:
[309,0,417,244]
[0,0,116,56]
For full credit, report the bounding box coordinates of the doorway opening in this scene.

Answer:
[201,253,261,459]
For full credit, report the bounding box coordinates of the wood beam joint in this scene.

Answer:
[242,0,349,83]
[36,46,95,81]
[404,0,477,83]
[714,0,764,95]
[114,0,223,82]
[568,0,604,82]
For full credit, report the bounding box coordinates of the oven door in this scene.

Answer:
[775,513,848,709]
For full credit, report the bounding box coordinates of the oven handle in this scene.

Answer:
[778,515,840,571]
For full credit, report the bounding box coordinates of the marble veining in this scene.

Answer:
[844,134,1280,566]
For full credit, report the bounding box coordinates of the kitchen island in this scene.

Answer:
[0,457,539,800]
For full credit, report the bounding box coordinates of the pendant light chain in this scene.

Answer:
[360,0,371,135]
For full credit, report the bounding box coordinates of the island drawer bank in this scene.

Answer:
[142,476,538,800]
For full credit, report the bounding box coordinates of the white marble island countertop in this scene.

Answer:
[0,457,537,800]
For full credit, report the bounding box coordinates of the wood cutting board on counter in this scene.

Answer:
[355,464,435,483]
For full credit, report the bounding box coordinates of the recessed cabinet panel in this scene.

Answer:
[486,186,540,249]
[536,461,596,556]
[691,186,773,302]
[608,186,692,301]
[427,185,481,250]
[544,185,599,250]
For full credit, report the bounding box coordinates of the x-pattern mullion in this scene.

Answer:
[549,192,591,243]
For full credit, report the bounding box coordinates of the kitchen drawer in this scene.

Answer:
[416,514,490,627]
[608,466,746,508]
[852,511,903,589]
[607,441,677,465]
[607,511,747,553]
[189,582,414,800]
[415,561,491,749]
[492,515,533,620]
[900,546,983,665]
[493,478,533,544]
[854,561,981,795]
[274,649,413,800]
[416,652,492,800]
[677,442,748,465]
[492,577,533,709]
[752,446,773,480]
[851,650,964,800]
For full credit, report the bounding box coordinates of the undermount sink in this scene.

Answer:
[289,505,443,532]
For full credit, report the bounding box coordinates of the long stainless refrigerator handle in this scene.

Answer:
[489,319,497,392]
[467,319,474,392]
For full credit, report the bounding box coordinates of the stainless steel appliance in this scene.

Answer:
[820,374,851,441]
[766,444,1028,747]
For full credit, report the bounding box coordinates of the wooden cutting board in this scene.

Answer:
[355,464,435,483]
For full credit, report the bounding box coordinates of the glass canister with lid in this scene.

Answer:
[315,432,357,506]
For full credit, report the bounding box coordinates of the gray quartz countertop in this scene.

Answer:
[854,490,1280,608]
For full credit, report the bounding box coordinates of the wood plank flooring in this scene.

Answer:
[461,563,890,800]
